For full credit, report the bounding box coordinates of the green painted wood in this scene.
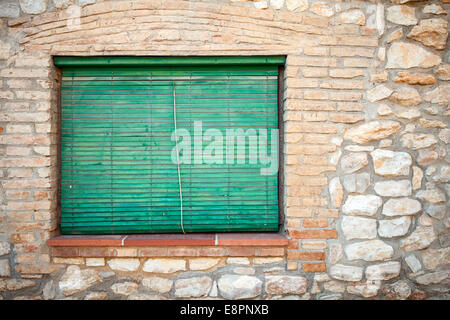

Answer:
[60,63,280,234]
[54,56,286,67]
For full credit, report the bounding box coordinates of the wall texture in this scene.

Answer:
[0,0,449,300]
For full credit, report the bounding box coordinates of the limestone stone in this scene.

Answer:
[347,281,381,297]
[345,240,394,262]
[407,18,448,50]
[415,271,449,285]
[389,87,422,106]
[386,5,417,26]
[226,258,250,265]
[386,42,441,69]
[217,275,262,299]
[5,279,35,290]
[0,260,10,277]
[342,195,382,216]
[421,247,450,270]
[400,226,437,251]
[19,0,47,14]
[371,71,388,83]
[416,188,446,204]
[42,280,56,300]
[329,264,363,282]
[396,108,421,120]
[370,149,411,177]
[310,2,334,17]
[418,119,447,129]
[209,281,218,297]
[401,133,438,150]
[340,152,368,174]
[423,85,450,105]
[128,294,166,300]
[436,65,450,81]
[377,104,393,116]
[367,85,393,102]
[341,216,377,240]
[253,0,268,9]
[412,166,423,190]
[344,120,401,144]
[374,180,412,197]
[59,266,101,296]
[77,0,96,6]
[342,173,370,193]
[424,106,440,115]
[386,28,403,44]
[189,258,220,271]
[328,243,343,265]
[378,216,411,238]
[329,177,343,208]
[379,139,392,148]
[86,258,105,267]
[265,276,307,295]
[111,282,139,296]
[52,0,73,9]
[423,4,446,15]
[175,276,212,298]
[107,259,140,272]
[317,293,342,300]
[381,198,421,216]
[435,166,450,183]
[253,257,283,265]
[142,259,186,273]
[383,281,411,300]
[84,291,108,300]
[269,0,284,10]
[344,145,374,152]
[439,129,450,144]
[234,267,255,275]
[286,0,308,12]
[0,242,10,257]
[0,2,20,18]
[142,276,173,294]
[405,254,422,273]
[366,262,401,281]
[426,205,446,220]
[337,9,365,25]
[323,281,345,293]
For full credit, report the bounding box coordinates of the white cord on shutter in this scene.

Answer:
[173,84,186,234]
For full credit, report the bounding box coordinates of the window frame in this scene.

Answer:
[55,56,286,235]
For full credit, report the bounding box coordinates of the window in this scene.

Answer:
[57,56,285,234]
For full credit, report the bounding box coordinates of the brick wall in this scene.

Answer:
[0,0,448,300]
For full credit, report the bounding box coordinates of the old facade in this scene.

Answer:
[0,0,449,300]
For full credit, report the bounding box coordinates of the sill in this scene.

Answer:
[47,232,289,247]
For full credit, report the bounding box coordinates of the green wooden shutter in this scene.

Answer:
[57,57,284,234]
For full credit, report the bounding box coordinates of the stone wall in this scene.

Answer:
[0,0,448,300]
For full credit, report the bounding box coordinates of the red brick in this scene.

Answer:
[257,248,285,257]
[287,251,325,261]
[228,247,256,257]
[138,247,168,257]
[78,247,108,257]
[303,263,327,272]
[168,248,199,257]
[288,229,338,239]
[303,219,329,228]
[51,247,79,257]
[197,247,228,257]
[288,240,299,249]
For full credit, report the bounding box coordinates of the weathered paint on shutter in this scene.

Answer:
[57,58,282,234]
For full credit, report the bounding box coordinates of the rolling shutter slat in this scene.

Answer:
[60,62,280,234]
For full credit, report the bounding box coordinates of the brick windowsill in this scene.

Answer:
[47,233,289,247]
